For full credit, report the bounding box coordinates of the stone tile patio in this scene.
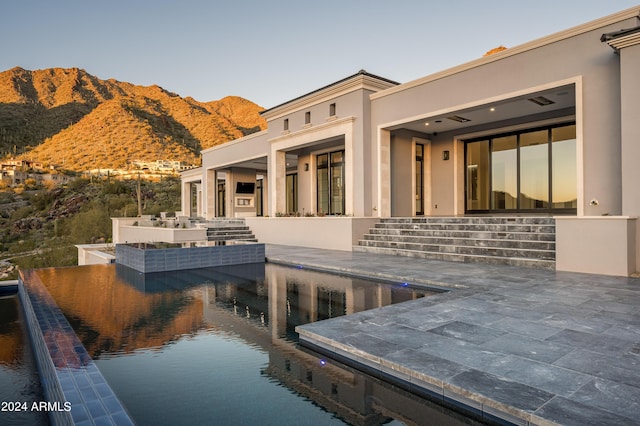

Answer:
[264,245,640,425]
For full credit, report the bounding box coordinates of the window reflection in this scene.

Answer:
[491,135,517,210]
[552,125,577,208]
[465,123,576,212]
[466,140,490,210]
[520,130,549,209]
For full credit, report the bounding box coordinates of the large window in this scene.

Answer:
[317,150,345,215]
[216,180,226,217]
[256,178,263,217]
[286,173,298,214]
[465,123,576,213]
[415,143,424,215]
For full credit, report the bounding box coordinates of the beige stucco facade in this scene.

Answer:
[182,6,640,276]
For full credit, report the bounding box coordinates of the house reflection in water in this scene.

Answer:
[36,263,464,425]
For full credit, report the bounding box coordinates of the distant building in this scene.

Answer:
[130,159,190,172]
[1,169,70,186]
[0,159,45,171]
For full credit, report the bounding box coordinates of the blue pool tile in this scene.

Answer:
[85,399,108,419]
[111,410,136,426]
[91,415,115,426]
[71,404,90,424]
[64,389,83,405]
[19,269,135,426]
[94,383,113,398]
[100,395,123,413]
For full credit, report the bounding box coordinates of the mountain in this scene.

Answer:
[0,67,266,171]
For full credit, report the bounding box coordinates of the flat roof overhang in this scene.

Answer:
[386,84,576,136]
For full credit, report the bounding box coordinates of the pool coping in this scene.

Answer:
[18,269,135,426]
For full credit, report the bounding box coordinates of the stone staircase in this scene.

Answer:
[354,217,556,269]
[203,219,258,243]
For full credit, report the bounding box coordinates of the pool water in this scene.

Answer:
[0,295,49,426]
[32,263,481,426]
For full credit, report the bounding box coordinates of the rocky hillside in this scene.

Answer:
[0,67,266,170]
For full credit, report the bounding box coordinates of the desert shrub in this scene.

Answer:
[67,177,89,191]
[10,205,34,221]
[63,205,111,243]
[102,180,130,195]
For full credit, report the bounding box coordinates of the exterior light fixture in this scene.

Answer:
[590,199,599,206]
[424,122,430,126]
[490,107,496,112]
[442,150,450,160]
[304,163,309,171]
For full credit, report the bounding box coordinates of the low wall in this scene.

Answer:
[76,244,115,265]
[556,216,638,276]
[111,217,207,244]
[245,217,379,251]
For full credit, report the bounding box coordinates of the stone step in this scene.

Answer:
[352,245,556,270]
[380,216,555,225]
[207,237,258,242]
[367,228,555,241]
[202,218,258,243]
[357,216,557,269]
[357,239,555,260]
[374,222,555,233]
[362,234,555,250]
[206,227,252,234]
[207,234,256,240]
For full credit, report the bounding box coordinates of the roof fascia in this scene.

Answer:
[261,74,397,121]
[200,129,268,154]
[371,6,640,101]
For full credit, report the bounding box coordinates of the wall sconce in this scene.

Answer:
[590,199,599,206]
[304,163,309,171]
[442,150,450,161]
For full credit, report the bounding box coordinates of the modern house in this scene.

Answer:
[179,6,640,277]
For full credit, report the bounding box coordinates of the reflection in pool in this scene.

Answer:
[33,263,480,426]
[0,295,48,426]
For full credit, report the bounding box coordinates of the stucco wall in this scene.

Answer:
[370,17,638,217]
[111,218,207,244]
[229,167,260,217]
[391,131,414,217]
[245,217,379,251]
[76,244,115,265]
[620,43,640,216]
[556,216,637,276]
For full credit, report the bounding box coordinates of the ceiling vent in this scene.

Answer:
[528,96,555,106]
[446,115,471,123]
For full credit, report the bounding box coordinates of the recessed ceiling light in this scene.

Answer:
[490,107,496,112]
[424,122,430,126]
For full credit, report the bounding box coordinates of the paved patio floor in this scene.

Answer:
[265,244,640,426]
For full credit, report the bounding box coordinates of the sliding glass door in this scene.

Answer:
[465,123,576,213]
[317,150,345,215]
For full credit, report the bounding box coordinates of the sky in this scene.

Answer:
[1,1,639,108]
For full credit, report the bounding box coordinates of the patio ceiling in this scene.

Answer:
[394,84,576,135]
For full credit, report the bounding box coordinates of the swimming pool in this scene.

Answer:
[29,263,479,425]
[0,294,48,426]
